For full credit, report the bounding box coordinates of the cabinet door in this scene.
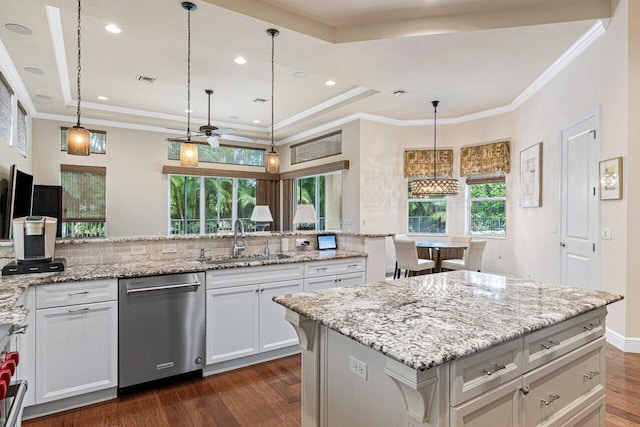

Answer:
[336,272,366,287]
[304,276,336,292]
[259,280,303,352]
[14,287,36,407]
[35,301,118,403]
[451,377,522,427]
[206,285,259,365]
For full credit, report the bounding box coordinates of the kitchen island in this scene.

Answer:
[274,271,623,427]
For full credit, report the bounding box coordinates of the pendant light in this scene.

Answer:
[179,2,198,167]
[67,0,90,156]
[265,28,280,174]
[409,101,460,197]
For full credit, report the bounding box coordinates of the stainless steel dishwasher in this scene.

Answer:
[118,272,205,392]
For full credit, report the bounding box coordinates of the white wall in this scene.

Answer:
[0,66,32,180]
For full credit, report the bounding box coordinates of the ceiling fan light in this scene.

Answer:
[207,135,220,148]
[266,151,280,174]
[180,143,198,167]
[67,125,90,156]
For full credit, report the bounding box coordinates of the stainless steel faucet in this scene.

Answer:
[232,219,246,256]
[263,234,271,257]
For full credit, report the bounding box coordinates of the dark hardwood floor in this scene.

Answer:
[24,345,640,426]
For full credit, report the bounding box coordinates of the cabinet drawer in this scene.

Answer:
[450,338,523,406]
[450,378,521,427]
[206,263,304,289]
[304,258,365,278]
[522,337,605,427]
[36,279,118,309]
[523,307,605,371]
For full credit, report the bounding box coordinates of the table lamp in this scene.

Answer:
[250,205,273,231]
[293,204,317,230]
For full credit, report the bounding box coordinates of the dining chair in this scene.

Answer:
[450,235,471,245]
[392,234,408,278]
[441,239,487,272]
[394,238,435,278]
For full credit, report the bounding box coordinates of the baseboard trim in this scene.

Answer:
[203,346,300,376]
[606,328,640,353]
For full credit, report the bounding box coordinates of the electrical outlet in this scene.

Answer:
[162,243,178,253]
[344,219,352,226]
[131,245,147,255]
[601,228,612,240]
[349,356,367,381]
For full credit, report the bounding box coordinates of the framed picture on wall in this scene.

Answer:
[599,157,623,200]
[520,142,542,208]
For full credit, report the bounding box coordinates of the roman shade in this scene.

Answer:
[460,141,510,181]
[60,164,107,222]
[404,149,453,178]
[16,102,27,156]
[0,73,13,146]
[291,131,342,165]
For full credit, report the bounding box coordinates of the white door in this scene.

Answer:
[206,285,259,365]
[560,113,600,289]
[259,279,302,352]
[35,301,118,403]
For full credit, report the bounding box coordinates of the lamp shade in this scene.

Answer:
[293,204,317,224]
[180,142,198,167]
[250,205,273,223]
[266,150,280,173]
[67,126,90,156]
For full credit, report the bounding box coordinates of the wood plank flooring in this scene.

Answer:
[24,345,640,426]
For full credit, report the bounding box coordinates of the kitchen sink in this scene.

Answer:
[200,253,292,265]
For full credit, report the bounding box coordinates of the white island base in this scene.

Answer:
[285,307,607,427]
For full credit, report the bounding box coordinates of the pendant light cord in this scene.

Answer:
[186,6,192,140]
[432,100,439,180]
[76,0,82,127]
[270,31,275,154]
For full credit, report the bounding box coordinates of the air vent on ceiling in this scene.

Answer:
[391,89,409,95]
[136,75,158,84]
[252,97,268,103]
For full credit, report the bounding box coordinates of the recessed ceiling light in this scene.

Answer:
[97,96,108,101]
[234,56,247,65]
[185,109,193,113]
[253,120,261,124]
[293,71,308,78]
[228,115,239,120]
[5,23,33,35]
[24,67,45,75]
[325,80,336,86]
[36,94,52,100]
[104,24,122,34]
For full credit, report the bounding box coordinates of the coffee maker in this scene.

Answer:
[13,216,57,264]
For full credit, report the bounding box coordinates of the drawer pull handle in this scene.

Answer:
[482,363,506,376]
[68,291,90,296]
[540,340,560,350]
[519,386,530,395]
[540,394,560,406]
[583,323,600,331]
[68,307,91,313]
[582,370,600,380]
[348,264,359,268]
[316,267,328,272]
[9,325,28,335]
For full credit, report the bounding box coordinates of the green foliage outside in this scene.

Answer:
[408,197,446,234]
[470,183,506,237]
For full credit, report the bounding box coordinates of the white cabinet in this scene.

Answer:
[303,258,366,292]
[34,280,118,404]
[205,265,303,366]
[12,286,36,407]
[451,378,521,427]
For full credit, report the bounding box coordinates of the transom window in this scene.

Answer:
[468,182,506,237]
[168,141,265,167]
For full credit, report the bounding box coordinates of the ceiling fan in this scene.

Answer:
[167,89,257,147]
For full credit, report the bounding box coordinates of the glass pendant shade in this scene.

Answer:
[409,178,460,197]
[180,143,198,167]
[266,150,280,173]
[66,126,90,156]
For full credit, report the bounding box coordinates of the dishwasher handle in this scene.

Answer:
[126,281,201,295]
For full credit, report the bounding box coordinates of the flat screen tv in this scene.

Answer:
[1,165,34,239]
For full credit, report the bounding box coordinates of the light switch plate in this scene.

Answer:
[601,228,612,240]
[349,356,367,381]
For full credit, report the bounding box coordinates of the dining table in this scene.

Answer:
[415,241,468,273]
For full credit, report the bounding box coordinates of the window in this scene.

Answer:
[60,128,107,154]
[16,102,27,156]
[0,73,13,146]
[168,141,265,167]
[169,175,257,235]
[408,196,447,234]
[60,165,107,238]
[468,182,506,237]
[295,172,342,230]
[291,131,342,164]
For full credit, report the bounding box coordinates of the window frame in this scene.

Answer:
[294,171,342,231]
[466,181,507,239]
[406,195,449,235]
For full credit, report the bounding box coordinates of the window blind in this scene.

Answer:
[61,165,107,222]
[16,102,27,156]
[291,131,342,164]
[404,149,454,178]
[0,73,13,146]
[460,141,510,177]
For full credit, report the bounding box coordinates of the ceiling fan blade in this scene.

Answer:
[220,134,258,143]
[207,135,220,148]
[214,128,235,135]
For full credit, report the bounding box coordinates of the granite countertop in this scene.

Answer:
[0,250,366,326]
[274,270,623,371]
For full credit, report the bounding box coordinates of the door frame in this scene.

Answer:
[557,105,601,288]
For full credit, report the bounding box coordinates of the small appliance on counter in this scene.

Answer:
[1,216,65,276]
